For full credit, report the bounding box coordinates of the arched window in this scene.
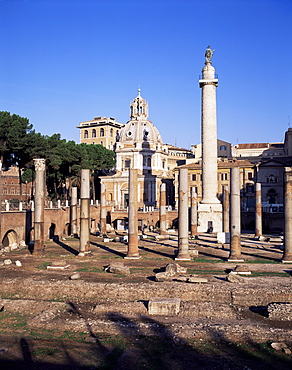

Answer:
[84,130,88,139]
[92,129,96,138]
[100,128,104,137]
[3,187,7,195]
[110,128,113,137]
[147,157,151,167]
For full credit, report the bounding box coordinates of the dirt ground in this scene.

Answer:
[0,231,292,369]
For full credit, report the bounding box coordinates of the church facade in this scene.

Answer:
[99,90,174,209]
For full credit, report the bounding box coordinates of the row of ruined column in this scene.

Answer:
[31,159,292,262]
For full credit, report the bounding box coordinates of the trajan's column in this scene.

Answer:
[197,46,222,232]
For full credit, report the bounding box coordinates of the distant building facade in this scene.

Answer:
[77,116,124,150]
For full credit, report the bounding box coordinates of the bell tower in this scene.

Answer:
[130,88,149,120]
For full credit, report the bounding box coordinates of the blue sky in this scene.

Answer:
[1,0,291,149]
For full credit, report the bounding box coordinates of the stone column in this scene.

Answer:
[71,187,78,236]
[255,183,262,238]
[283,167,292,262]
[222,185,230,233]
[176,168,191,260]
[159,183,167,235]
[228,166,244,262]
[100,183,107,235]
[79,169,90,256]
[33,158,46,255]
[200,62,220,206]
[125,169,140,259]
[197,52,222,232]
[190,187,198,237]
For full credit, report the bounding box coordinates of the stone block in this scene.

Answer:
[189,249,199,257]
[155,272,171,282]
[148,298,180,316]
[226,272,244,283]
[234,265,251,274]
[106,261,130,275]
[187,276,208,283]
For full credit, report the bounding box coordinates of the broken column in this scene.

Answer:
[79,169,90,256]
[159,183,167,235]
[190,187,198,237]
[176,168,191,260]
[33,158,46,255]
[255,182,262,238]
[70,186,78,236]
[283,167,292,262]
[228,166,244,262]
[222,185,230,233]
[125,169,140,259]
[100,183,107,235]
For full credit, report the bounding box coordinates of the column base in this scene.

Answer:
[175,255,191,261]
[77,252,86,257]
[124,255,141,260]
[227,259,245,262]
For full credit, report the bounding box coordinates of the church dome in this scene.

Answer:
[117,89,163,147]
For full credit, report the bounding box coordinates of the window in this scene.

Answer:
[192,174,196,181]
[125,159,131,168]
[221,173,228,181]
[147,157,151,167]
[3,187,7,194]
[10,188,15,195]
[248,172,253,180]
[162,161,165,169]
[100,141,103,146]
[100,128,104,137]
[220,145,227,151]
[266,174,277,183]
[16,188,20,195]
[84,130,88,139]
[92,129,96,138]
[110,128,113,137]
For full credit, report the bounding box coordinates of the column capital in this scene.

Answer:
[33,158,46,171]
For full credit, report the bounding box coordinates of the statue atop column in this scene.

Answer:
[205,45,215,64]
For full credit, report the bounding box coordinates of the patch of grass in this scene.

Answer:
[193,258,224,263]
[245,259,279,264]
[75,267,104,273]
[248,271,290,277]
[187,269,224,275]
[32,347,59,357]
[36,262,51,270]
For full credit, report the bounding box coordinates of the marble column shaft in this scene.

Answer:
[159,183,167,235]
[228,166,243,261]
[176,168,191,260]
[71,187,78,236]
[33,158,46,255]
[255,183,262,237]
[79,169,90,255]
[283,167,292,262]
[126,169,139,258]
[222,185,230,233]
[191,187,198,237]
[100,183,107,235]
